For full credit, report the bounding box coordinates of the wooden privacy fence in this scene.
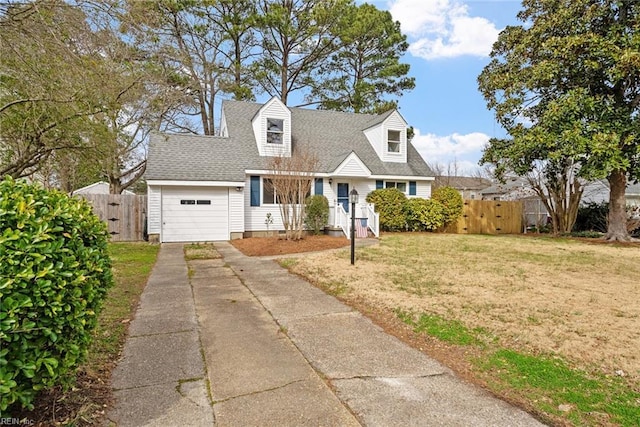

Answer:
[447,200,523,234]
[76,194,147,241]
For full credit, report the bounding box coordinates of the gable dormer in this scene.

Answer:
[252,97,291,157]
[363,110,408,163]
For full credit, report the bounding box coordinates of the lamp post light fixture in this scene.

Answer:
[350,188,359,265]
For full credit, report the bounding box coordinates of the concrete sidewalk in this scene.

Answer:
[107,242,546,426]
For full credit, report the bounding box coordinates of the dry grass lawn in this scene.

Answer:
[287,233,640,381]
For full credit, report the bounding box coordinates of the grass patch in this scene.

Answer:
[479,350,640,426]
[278,258,299,269]
[184,243,221,260]
[320,280,349,296]
[396,309,488,347]
[86,243,160,370]
[397,309,640,426]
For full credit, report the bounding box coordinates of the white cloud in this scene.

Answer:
[388,0,500,60]
[411,129,490,173]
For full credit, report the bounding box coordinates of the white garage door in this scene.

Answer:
[162,187,229,242]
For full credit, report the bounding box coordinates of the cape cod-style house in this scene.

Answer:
[145,97,435,242]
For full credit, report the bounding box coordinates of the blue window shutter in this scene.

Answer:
[250,176,260,206]
[314,178,323,195]
[376,180,383,189]
[409,181,417,196]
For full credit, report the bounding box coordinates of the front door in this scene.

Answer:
[337,183,349,212]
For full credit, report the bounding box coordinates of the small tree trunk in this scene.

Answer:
[605,169,629,241]
[109,176,122,195]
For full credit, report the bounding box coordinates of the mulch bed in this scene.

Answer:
[230,235,350,256]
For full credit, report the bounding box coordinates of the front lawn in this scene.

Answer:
[283,233,640,426]
[15,242,159,426]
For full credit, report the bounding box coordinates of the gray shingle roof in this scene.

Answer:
[434,176,492,191]
[146,100,434,181]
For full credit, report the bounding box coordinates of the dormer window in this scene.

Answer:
[267,118,284,144]
[387,130,401,153]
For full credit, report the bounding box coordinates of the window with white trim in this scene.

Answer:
[267,118,284,144]
[263,178,277,204]
[262,178,311,204]
[387,130,401,153]
[385,181,407,193]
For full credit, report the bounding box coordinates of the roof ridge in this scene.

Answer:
[223,99,383,120]
[153,132,229,140]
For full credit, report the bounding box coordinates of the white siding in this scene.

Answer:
[363,111,408,163]
[220,108,228,137]
[415,180,432,199]
[333,153,371,177]
[229,188,245,232]
[364,125,383,159]
[325,179,375,205]
[252,98,291,157]
[244,176,285,231]
[382,111,407,163]
[147,185,161,234]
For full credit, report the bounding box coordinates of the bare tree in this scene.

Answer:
[265,149,319,240]
[525,159,584,235]
[429,160,464,189]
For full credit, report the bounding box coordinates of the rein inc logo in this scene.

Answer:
[0,418,34,426]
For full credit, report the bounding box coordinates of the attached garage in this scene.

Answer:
[161,187,229,242]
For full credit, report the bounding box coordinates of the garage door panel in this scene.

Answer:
[161,187,229,242]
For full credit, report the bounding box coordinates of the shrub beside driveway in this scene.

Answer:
[283,233,640,426]
[12,242,159,426]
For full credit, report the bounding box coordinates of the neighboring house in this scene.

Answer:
[480,176,535,201]
[145,98,435,242]
[481,177,640,227]
[434,176,491,200]
[73,181,135,195]
[623,182,640,207]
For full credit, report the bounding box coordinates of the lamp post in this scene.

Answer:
[350,188,359,265]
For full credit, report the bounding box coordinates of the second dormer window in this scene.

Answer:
[267,118,284,144]
[387,130,401,153]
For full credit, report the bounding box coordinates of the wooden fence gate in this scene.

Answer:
[448,200,523,234]
[76,194,147,241]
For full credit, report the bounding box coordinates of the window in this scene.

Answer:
[387,130,401,153]
[262,178,311,204]
[385,181,407,193]
[263,179,277,204]
[267,118,284,144]
[181,199,211,205]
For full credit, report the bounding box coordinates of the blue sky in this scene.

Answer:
[364,0,525,174]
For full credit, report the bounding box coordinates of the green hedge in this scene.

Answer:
[0,177,113,411]
[405,198,446,231]
[366,188,407,231]
[431,186,464,227]
[305,195,329,235]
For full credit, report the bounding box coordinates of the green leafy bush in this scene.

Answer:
[574,202,608,233]
[304,195,329,235]
[431,186,464,227]
[405,198,446,231]
[366,188,407,231]
[0,177,113,411]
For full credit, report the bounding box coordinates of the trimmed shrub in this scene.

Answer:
[405,198,446,231]
[305,194,329,235]
[0,177,113,411]
[431,186,464,227]
[366,188,407,231]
